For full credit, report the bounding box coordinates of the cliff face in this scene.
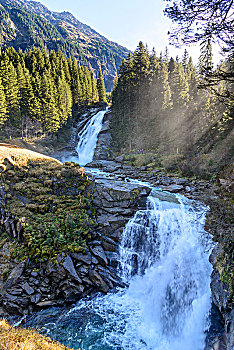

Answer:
[0,146,151,317]
[0,0,130,91]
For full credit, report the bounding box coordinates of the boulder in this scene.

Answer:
[162,184,184,193]
[90,246,108,266]
[70,252,92,265]
[101,237,117,252]
[62,255,82,283]
[2,261,25,291]
[22,282,34,295]
[88,270,109,292]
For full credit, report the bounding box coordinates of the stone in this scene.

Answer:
[2,261,25,291]
[76,265,89,277]
[3,301,24,315]
[162,184,184,193]
[36,301,57,307]
[45,263,56,275]
[174,178,188,185]
[31,271,38,277]
[89,270,109,292]
[70,252,92,265]
[101,237,117,252]
[83,277,93,286]
[3,293,18,302]
[90,246,108,266]
[22,282,34,295]
[62,255,82,283]
[30,294,41,304]
[115,155,125,163]
[92,256,99,265]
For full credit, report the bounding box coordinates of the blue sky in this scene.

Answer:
[33,0,220,63]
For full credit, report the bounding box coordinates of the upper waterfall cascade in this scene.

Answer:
[76,109,107,165]
[26,111,214,350]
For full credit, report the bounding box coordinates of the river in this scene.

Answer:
[26,108,214,350]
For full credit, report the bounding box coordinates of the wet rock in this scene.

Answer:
[83,277,93,286]
[45,263,56,275]
[89,270,109,292]
[91,256,99,265]
[3,293,18,302]
[90,246,108,266]
[174,178,188,185]
[76,265,89,277]
[101,237,117,252]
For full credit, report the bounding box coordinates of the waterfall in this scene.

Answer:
[27,188,213,350]
[76,109,107,165]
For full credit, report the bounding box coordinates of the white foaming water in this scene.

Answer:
[32,190,213,350]
[76,109,107,165]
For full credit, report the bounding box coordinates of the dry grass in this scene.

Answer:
[0,319,79,350]
[0,145,61,169]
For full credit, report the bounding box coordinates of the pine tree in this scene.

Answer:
[0,77,7,126]
[40,70,60,132]
[0,55,20,126]
[91,72,99,103]
[97,69,107,103]
[170,62,190,111]
[182,49,189,71]
[57,72,72,126]
[199,37,214,77]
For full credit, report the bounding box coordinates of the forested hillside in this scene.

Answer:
[111,42,233,178]
[0,47,107,139]
[0,0,129,91]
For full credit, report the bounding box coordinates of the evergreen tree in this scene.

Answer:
[0,77,7,126]
[170,62,190,111]
[97,69,107,103]
[40,70,60,132]
[57,72,72,126]
[0,55,20,125]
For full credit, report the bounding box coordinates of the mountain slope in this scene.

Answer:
[0,0,129,91]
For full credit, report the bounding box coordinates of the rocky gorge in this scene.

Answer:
[0,107,233,350]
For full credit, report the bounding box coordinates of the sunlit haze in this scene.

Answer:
[32,0,221,64]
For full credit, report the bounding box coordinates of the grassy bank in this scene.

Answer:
[0,318,78,350]
[0,145,95,264]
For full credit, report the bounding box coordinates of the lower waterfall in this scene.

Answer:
[27,188,213,350]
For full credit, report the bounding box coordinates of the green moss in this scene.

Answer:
[205,190,234,308]
[2,160,96,263]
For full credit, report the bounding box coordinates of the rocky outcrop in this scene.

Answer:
[0,170,151,318]
[209,245,234,350]
[93,110,112,160]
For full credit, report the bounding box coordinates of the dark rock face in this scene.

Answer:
[209,245,234,350]
[93,110,112,160]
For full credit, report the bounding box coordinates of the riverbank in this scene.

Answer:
[0,107,233,349]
